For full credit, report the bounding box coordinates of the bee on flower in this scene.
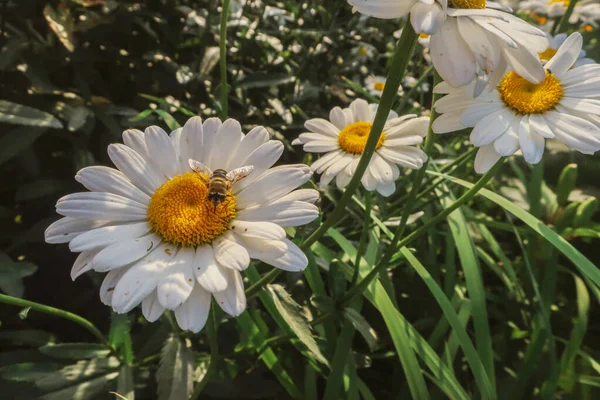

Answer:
[432,33,600,173]
[45,116,319,333]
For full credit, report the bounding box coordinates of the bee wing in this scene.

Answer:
[226,165,254,184]
[188,159,212,175]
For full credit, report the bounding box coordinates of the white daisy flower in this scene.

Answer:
[519,0,600,24]
[540,32,595,66]
[365,75,403,97]
[418,32,431,48]
[45,116,319,333]
[352,43,376,60]
[432,33,600,173]
[347,0,549,94]
[292,99,429,196]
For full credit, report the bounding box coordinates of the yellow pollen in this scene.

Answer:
[449,0,486,9]
[357,47,368,56]
[338,122,384,154]
[584,24,593,32]
[374,82,385,91]
[538,47,558,61]
[547,0,570,5]
[147,172,236,247]
[419,33,430,39]
[498,71,563,115]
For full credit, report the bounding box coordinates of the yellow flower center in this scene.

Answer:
[147,172,236,247]
[374,82,385,91]
[547,0,569,5]
[419,33,430,39]
[449,0,486,9]
[497,71,563,115]
[357,47,369,56]
[338,122,384,154]
[584,24,593,32]
[538,47,558,61]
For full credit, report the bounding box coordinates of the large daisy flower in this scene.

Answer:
[432,33,600,173]
[45,116,319,333]
[292,99,429,196]
[347,0,549,94]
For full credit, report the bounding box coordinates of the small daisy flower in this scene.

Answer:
[293,99,429,196]
[45,116,319,333]
[347,0,549,94]
[432,33,600,173]
[352,43,376,60]
[403,76,431,93]
[418,32,431,48]
[540,33,595,66]
[365,75,403,97]
[520,0,600,24]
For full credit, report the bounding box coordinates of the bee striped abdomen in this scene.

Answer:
[207,169,229,210]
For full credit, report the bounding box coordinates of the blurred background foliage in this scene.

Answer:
[1,0,600,399]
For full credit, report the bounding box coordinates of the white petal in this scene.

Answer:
[518,116,545,164]
[75,167,151,205]
[529,113,555,139]
[179,116,204,172]
[470,108,514,146]
[213,269,246,316]
[122,129,149,159]
[69,222,151,252]
[142,290,165,322]
[336,170,353,189]
[210,119,244,170]
[169,128,182,154]
[233,141,284,193]
[56,192,147,221]
[432,113,466,134]
[157,247,195,310]
[474,144,501,174]
[194,245,229,293]
[329,107,348,130]
[231,126,269,169]
[502,45,545,85]
[236,165,312,209]
[545,32,583,76]
[378,146,427,169]
[230,220,286,240]
[251,238,308,272]
[545,111,600,154]
[111,242,178,313]
[213,233,250,271]
[303,141,340,153]
[461,103,504,127]
[430,19,476,87]
[92,233,161,272]
[99,266,129,306]
[309,149,345,174]
[304,118,339,138]
[107,144,163,195]
[70,250,99,281]
[198,117,222,167]
[236,199,319,227]
[350,99,373,122]
[377,182,396,197]
[45,218,108,244]
[560,97,600,114]
[145,126,180,179]
[174,284,211,332]
[410,2,445,35]
[320,153,355,187]
[367,153,394,184]
[385,117,429,138]
[493,126,519,156]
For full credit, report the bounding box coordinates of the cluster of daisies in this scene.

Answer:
[45,0,599,333]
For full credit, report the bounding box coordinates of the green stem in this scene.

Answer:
[555,0,579,34]
[373,70,441,265]
[341,158,505,306]
[396,65,434,112]
[189,304,220,399]
[0,293,108,346]
[352,191,372,285]
[219,0,231,119]
[244,24,419,297]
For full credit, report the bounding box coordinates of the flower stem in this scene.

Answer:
[0,293,109,346]
[396,65,434,112]
[352,191,372,285]
[189,304,220,399]
[244,24,419,297]
[555,0,579,34]
[340,158,505,306]
[219,0,231,119]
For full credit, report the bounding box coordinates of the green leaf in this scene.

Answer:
[109,313,134,365]
[0,100,62,128]
[36,357,120,392]
[0,330,55,347]
[428,171,600,289]
[0,126,47,166]
[0,362,62,382]
[116,364,135,400]
[39,343,111,360]
[39,372,120,400]
[342,307,379,352]
[43,4,76,52]
[152,110,181,131]
[236,73,295,89]
[435,184,496,392]
[556,163,578,206]
[15,180,69,202]
[0,261,37,284]
[156,335,194,400]
[267,284,328,365]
